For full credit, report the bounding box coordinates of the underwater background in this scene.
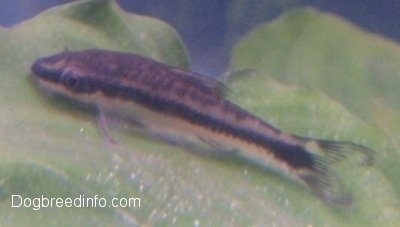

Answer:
[1,1,399,226]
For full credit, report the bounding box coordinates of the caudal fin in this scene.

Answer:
[298,139,374,205]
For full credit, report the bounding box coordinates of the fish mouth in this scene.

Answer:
[31,57,64,84]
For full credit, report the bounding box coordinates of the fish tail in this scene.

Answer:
[297,139,374,205]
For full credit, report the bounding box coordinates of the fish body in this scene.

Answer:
[31,49,373,205]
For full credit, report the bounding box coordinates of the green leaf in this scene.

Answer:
[1,1,399,226]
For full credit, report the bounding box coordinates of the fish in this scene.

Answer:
[31,49,374,205]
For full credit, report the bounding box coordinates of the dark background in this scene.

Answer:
[1,0,399,76]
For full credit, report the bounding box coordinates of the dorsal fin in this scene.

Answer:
[170,67,230,96]
[220,68,259,82]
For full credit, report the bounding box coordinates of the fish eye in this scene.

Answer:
[61,70,81,91]
[64,76,79,89]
